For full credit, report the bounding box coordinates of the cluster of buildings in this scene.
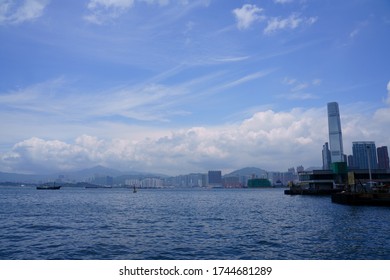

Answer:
[86,101,389,190]
[161,168,304,188]
[88,168,303,188]
[321,102,389,171]
[300,102,390,191]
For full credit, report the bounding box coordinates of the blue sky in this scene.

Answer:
[0,0,389,175]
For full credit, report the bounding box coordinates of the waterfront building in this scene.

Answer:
[141,177,163,188]
[270,171,297,185]
[185,173,204,187]
[352,141,378,170]
[327,102,345,163]
[298,170,336,191]
[163,173,206,188]
[377,146,390,169]
[125,178,141,187]
[223,176,241,188]
[297,169,390,193]
[322,142,332,170]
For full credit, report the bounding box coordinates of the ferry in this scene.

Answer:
[36,183,61,190]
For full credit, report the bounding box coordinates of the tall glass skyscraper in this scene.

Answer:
[352,141,378,170]
[327,102,344,163]
[322,142,331,170]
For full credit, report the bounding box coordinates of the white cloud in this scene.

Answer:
[84,0,206,24]
[87,0,135,10]
[274,0,293,3]
[312,79,322,86]
[85,0,134,23]
[264,14,317,34]
[291,83,309,92]
[0,71,253,147]
[349,28,359,38]
[141,0,170,5]
[0,0,49,25]
[349,20,368,39]
[232,4,265,30]
[0,108,328,174]
[213,56,250,63]
[283,77,297,85]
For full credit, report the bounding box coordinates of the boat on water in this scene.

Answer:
[85,185,112,189]
[36,183,61,190]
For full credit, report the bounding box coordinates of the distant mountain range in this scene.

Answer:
[224,167,268,178]
[0,165,164,183]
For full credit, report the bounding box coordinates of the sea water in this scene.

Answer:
[1,186,389,259]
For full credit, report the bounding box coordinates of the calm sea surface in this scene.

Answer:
[1,186,390,260]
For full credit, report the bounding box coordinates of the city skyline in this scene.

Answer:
[1,1,390,176]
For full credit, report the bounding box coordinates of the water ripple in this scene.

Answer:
[1,187,390,259]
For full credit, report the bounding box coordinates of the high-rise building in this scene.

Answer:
[322,142,332,170]
[352,141,378,170]
[208,170,222,186]
[327,102,344,163]
[377,146,390,169]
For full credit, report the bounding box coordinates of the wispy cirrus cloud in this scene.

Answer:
[264,13,318,34]
[212,56,250,63]
[222,70,276,89]
[84,0,209,24]
[0,67,273,125]
[0,77,189,123]
[0,66,275,153]
[84,0,135,24]
[349,20,369,39]
[280,77,322,100]
[0,0,49,25]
